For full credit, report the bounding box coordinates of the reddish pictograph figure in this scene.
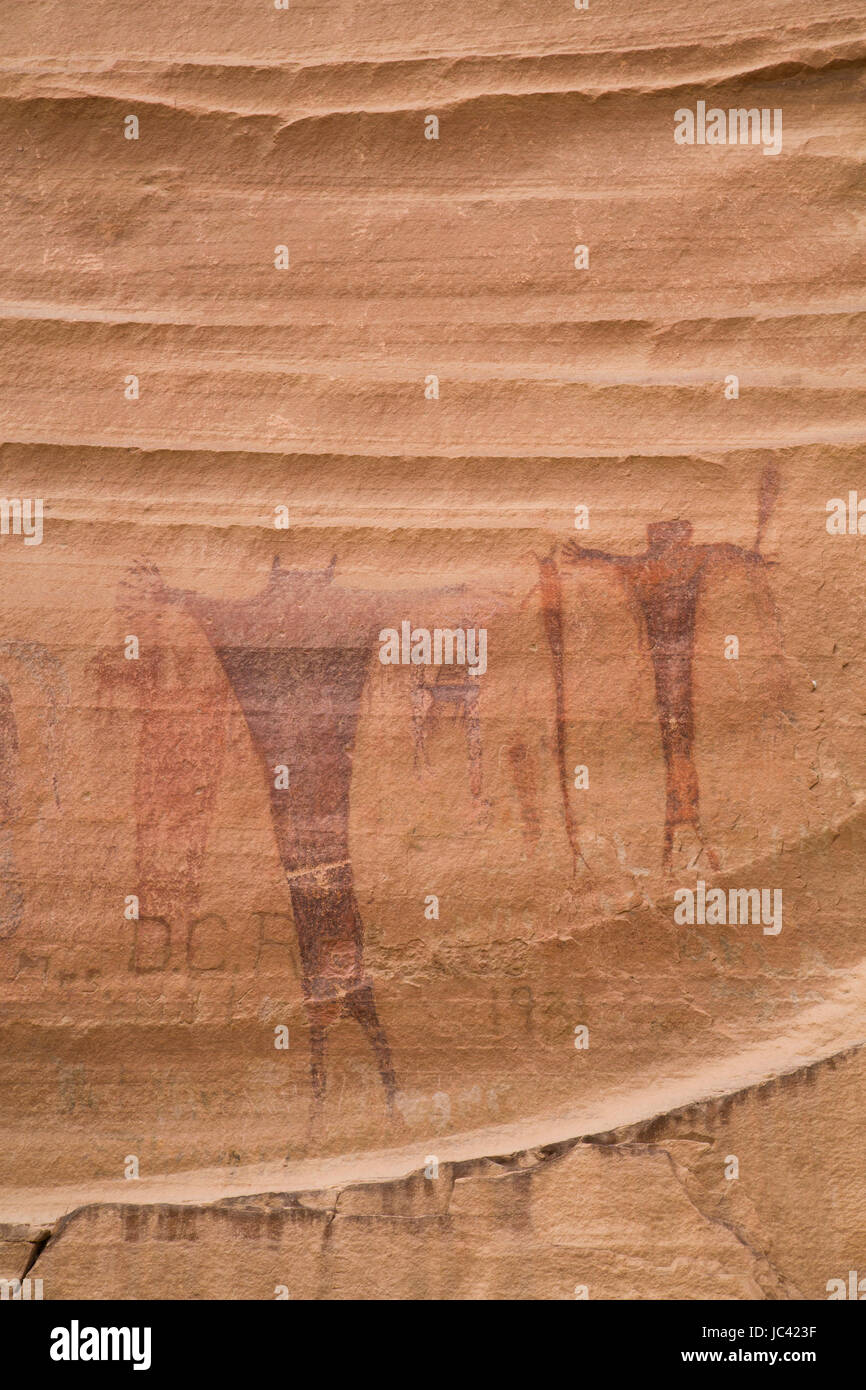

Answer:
[560,467,783,871]
[535,554,587,876]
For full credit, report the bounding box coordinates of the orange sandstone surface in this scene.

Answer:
[0,0,864,1298]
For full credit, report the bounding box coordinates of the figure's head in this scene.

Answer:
[646,520,692,551]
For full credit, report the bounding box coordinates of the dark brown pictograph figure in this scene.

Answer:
[124,556,489,1116]
[560,468,783,872]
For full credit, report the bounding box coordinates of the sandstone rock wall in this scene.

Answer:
[0,0,863,1298]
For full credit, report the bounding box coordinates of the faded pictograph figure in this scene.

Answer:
[506,740,542,851]
[94,600,233,946]
[560,468,783,872]
[0,643,69,939]
[122,556,497,1117]
[411,666,483,803]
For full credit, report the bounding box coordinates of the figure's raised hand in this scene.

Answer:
[561,539,588,565]
[118,562,170,613]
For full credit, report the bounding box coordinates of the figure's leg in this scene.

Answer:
[342,984,398,1113]
[693,815,720,872]
[304,995,342,1126]
[308,1014,327,1112]
[662,821,674,874]
[662,736,702,875]
[664,815,720,874]
[292,876,398,1114]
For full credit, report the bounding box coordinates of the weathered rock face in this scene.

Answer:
[0,0,864,1299]
[10,1048,866,1300]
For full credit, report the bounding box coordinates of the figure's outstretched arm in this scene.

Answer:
[702,544,777,614]
[561,539,633,571]
[703,545,788,701]
[702,541,767,571]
